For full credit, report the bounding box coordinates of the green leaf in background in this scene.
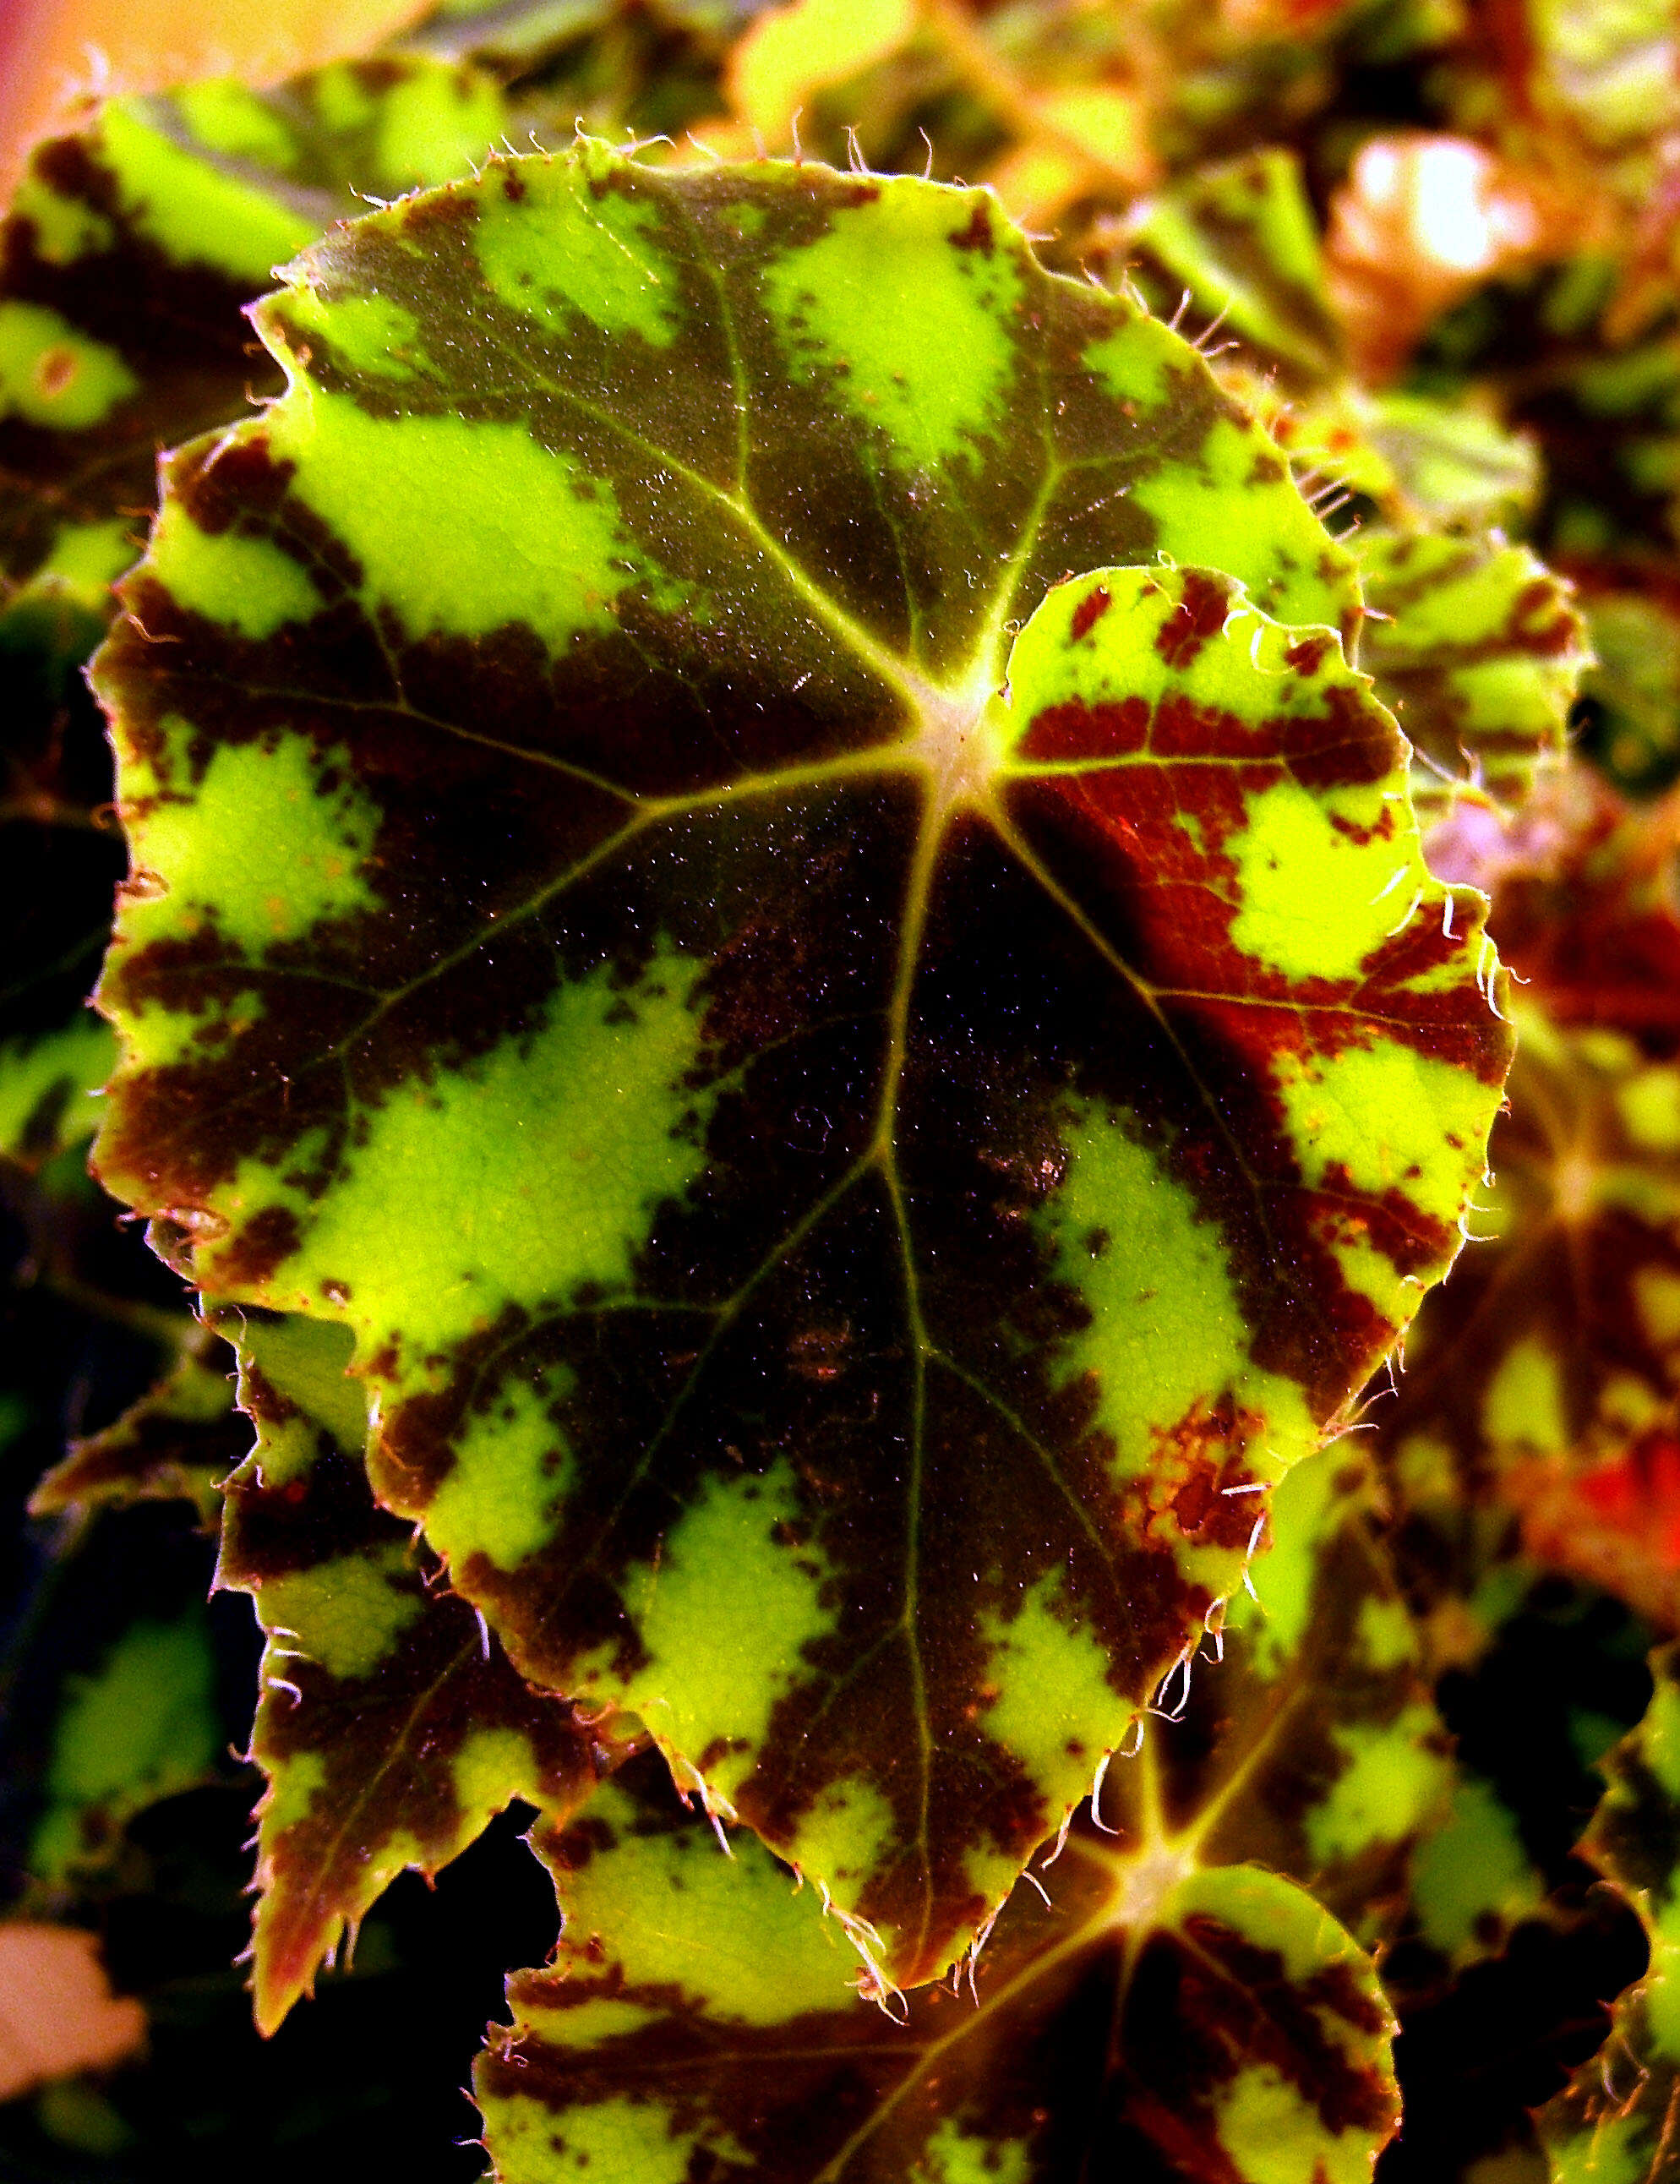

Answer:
[0,53,509,608]
[89,147,1508,1987]
[478,1745,1399,2184]
[29,1324,244,1525]
[27,1601,221,1884]
[1124,148,1344,388]
[1380,778,1680,1627]
[213,1308,618,2033]
[1356,532,1590,817]
[1537,1637,1680,2184]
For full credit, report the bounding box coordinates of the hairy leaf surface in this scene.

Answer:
[214,1308,615,2032]
[476,1460,1418,2184]
[92,148,1508,1985]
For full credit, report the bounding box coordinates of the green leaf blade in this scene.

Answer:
[477,1753,1399,2184]
[215,1310,614,2034]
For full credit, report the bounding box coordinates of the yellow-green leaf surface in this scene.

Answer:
[1359,532,1590,818]
[478,1741,1399,2183]
[1538,1640,1680,2184]
[92,146,1508,1987]
[213,1308,619,2033]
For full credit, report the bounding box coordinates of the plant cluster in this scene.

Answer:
[2,3,1679,2179]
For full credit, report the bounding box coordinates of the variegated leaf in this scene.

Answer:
[0,53,508,602]
[215,1307,620,2032]
[1538,1639,1680,2183]
[90,147,1508,1988]
[480,1717,1400,2182]
[29,1322,244,1523]
[1358,532,1590,818]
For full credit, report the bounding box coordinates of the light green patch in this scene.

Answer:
[100,103,317,282]
[783,1774,900,1906]
[560,1780,853,2023]
[308,64,378,137]
[1412,1773,1545,1962]
[1228,1448,1339,1674]
[1303,1703,1450,1864]
[1212,2065,1372,2184]
[479,2091,700,2184]
[1269,1037,1492,1211]
[1081,314,1183,412]
[0,1016,115,1162]
[473,160,681,347]
[454,1725,540,1814]
[1617,1065,1680,1149]
[262,1745,329,1837]
[9,173,114,262]
[149,503,324,638]
[914,2118,1032,2184]
[35,518,136,598]
[1227,774,1427,985]
[1546,2109,1654,2184]
[613,1465,834,1805]
[259,382,685,648]
[1173,1862,1366,1986]
[1483,1337,1571,1455]
[1641,1677,1680,1805]
[1645,1911,1680,2063]
[258,1544,425,1680]
[238,1312,368,1454]
[1036,1093,1307,1477]
[978,1571,1130,1799]
[1129,415,1356,629]
[281,289,429,380]
[519,1996,660,2045]
[369,66,505,193]
[31,1611,219,1879]
[761,183,1023,474]
[171,79,299,170]
[126,727,379,953]
[0,301,137,429]
[1356,1594,1416,1672]
[424,1370,575,1574]
[217,948,714,1364]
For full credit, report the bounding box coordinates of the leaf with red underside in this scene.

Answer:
[214,1308,623,2034]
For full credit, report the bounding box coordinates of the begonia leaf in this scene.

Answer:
[1125,148,1344,388]
[29,1322,244,1523]
[1356,532,1590,817]
[28,1598,222,1883]
[479,1743,1400,2181]
[1537,1638,1680,2183]
[0,53,508,602]
[1380,779,1680,1625]
[1117,1446,1452,1953]
[213,1308,617,2033]
[91,146,1508,1988]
